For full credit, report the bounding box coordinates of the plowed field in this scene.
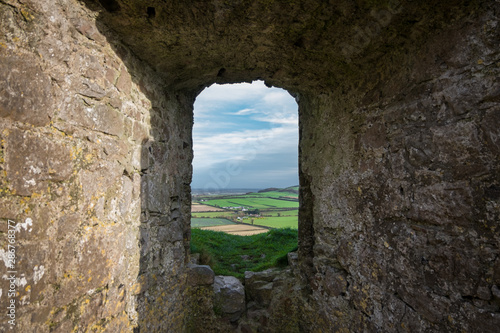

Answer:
[200,224,269,236]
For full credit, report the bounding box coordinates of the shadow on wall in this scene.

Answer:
[106,41,195,333]
[77,1,195,331]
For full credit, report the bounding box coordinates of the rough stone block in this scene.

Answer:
[58,97,125,137]
[187,264,215,286]
[0,57,54,126]
[244,268,278,285]
[213,275,245,322]
[5,129,72,195]
[116,68,132,95]
[323,268,347,297]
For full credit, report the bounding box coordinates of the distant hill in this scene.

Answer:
[258,185,299,194]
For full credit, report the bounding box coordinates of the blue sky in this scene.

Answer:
[191,81,299,190]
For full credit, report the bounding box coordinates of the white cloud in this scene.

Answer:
[193,120,238,131]
[195,81,271,103]
[193,126,297,170]
[252,114,298,125]
[233,108,257,115]
[192,81,299,188]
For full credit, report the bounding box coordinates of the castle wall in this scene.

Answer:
[0,1,192,331]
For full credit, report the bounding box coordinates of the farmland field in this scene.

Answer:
[191,218,235,228]
[251,216,298,229]
[191,203,226,212]
[191,186,299,231]
[191,211,237,218]
[262,209,298,217]
[202,197,298,209]
[200,224,269,236]
[231,191,298,199]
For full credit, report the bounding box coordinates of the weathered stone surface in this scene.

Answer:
[245,268,279,285]
[0,57,54,126]
[247,281,274,308]
[5,128,73,196]
[57,97,125,137]
[213,275,245,322]
[0,0,190,331]
[187,264,215,286]
[245,269,283,309]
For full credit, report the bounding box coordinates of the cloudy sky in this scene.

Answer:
[191,81,299,190]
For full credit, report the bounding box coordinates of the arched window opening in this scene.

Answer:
[190,80,299,278]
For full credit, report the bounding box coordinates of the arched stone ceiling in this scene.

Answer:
[84,0,479,93]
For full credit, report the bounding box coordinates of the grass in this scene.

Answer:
[231,191,298,199]
[190,228,298,279]
[191,218,235,228]
[262,209,298,217]
[191,211,237,218]
[251,215,298,228]
[203,197,299,209]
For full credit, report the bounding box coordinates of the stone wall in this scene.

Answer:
[1,0,499,332]
[0,0,192,331]
[299,7,500,331]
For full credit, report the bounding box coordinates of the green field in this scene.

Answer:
[191,218,235,228]
[192,186,299,229]
[261,209,298,217]
[251,216,298,229]
[191,211,237,218]
[190,228,298,278]
[231,191,298,199]
[203,197,298,209]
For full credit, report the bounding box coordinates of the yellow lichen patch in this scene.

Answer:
[20,7,35,21]
[359,299,368,312]
[334,310,344,317]
[335,329,350,333]
[25,285,31,292]
[70,146,83,160]
[477,59,484,65]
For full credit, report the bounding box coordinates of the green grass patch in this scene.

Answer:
[231,191,298,199]
[203,197,299,209]
[190,228,298,279]
[262,209,298,217]
[252,215,298,229]
[191,218,235,228]
[191,211,237,218]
